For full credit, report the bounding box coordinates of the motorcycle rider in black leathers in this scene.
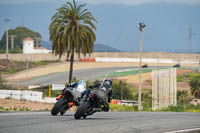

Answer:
[86,78,113,112]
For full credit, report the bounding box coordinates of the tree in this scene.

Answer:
[189,74,200,98]
[49,0,97,83]
[0,26,41,50]
[112,80,133,100]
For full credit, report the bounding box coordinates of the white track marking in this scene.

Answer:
[165,128,200,133]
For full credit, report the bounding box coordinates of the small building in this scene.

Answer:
[23,37,51,54]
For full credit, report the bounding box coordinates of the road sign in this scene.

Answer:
[52,84,65,90]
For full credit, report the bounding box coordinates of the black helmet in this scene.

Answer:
[103,78,112,89]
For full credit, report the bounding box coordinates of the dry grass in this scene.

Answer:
[0,99,53,111]
[4,61,198,82]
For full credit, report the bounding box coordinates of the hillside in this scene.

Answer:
[40,42,122,52]
[0,26,41,49]
[94,43,122,52]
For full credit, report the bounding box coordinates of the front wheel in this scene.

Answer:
[74,102,90,119]
[51,99,67,116]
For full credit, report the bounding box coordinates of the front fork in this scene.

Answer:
[56,94,74,109]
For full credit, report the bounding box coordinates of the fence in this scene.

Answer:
[152,68,177,110]
[0,90,42,102]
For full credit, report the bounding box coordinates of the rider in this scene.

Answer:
[89,78,113,112]
[65,80,87,102]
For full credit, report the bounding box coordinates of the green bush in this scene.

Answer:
[177,90,188,103]
[112,79,134,100]
[177,75,184,82]
[189,74,200,97]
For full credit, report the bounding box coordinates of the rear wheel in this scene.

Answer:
[51,99,67,116]
[74,102,90,119]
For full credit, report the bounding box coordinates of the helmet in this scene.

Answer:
[103,78,112,89]
[79,80,86,88]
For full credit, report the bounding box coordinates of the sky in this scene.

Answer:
[0,0,199,52]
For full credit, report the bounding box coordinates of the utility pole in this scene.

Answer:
[22,16,24,27]
[35,37,41,47]
[188,24,195,54]
[4,19,10,59]
[9,35,16,50]
[138,22,145,112]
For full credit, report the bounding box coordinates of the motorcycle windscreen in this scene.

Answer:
[70,89,81,102]
[94,89,107,102]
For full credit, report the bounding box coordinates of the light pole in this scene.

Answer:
[5,19,10,59]
[138,22,145,112]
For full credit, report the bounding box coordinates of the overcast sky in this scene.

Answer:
[0,0,199,52]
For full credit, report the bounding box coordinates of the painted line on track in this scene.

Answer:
[165,128,200,133]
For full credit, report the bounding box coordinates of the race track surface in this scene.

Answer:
[0,111,200,133]
[12,66,170,86]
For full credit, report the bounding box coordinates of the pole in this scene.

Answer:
[9,35,16,50]
[5,19,10,59]
[188,24,196,54]
[49,85,52,97]
[189,24,192,54]
[138,22,145,112]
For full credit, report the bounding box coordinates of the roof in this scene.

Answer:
[23,37,34,41]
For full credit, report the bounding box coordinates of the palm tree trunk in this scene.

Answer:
[78,52,80,61]
[66,52,70,61]
[69,50,74,84]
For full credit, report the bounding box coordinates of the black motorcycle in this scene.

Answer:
[51,83,83,116]
[74,87,109,119]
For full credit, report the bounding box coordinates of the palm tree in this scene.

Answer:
[49,0,97,83]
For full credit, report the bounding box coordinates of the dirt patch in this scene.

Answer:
[4,62,180,82]
[115,72,152,89]
[177,69,192,75]
[0,99,78,112]
[0,99,53,111]
[116,70,191,92]
[0,59,16,71]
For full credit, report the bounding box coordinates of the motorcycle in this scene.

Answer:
[51,82,86,116]
[74,87,109,119]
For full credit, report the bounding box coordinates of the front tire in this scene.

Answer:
[74,102,90,119]
[51,99,67,116]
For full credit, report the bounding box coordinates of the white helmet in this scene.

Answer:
[79,80,86,88]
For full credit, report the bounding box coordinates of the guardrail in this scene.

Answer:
[0,90,43,101]
[0,90,58,103]
[111,99,138,106]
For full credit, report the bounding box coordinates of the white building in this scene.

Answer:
[23,37,51,54]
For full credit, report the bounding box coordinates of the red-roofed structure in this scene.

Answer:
[23,37,34,41]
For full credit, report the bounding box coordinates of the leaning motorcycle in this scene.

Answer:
[51,83,84,116]
[74,87,108,119]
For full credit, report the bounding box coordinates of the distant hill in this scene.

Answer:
[94,43,122,52]
[40,41,122,52]
[41,41,52,50]
[0,26,41,49]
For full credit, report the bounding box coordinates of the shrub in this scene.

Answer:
[189,74,200,98]
[112,79,134,100]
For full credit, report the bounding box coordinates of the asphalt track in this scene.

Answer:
[12,66,170,86]
[0,111,200,133]
[12,66,138,86]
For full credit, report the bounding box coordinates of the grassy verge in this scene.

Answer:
[92,69,153,80]
[0,106,30,112]
[110,104,138,112]
[1,60,60,75]
[157,103,200,112]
